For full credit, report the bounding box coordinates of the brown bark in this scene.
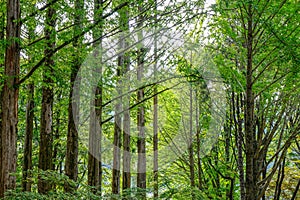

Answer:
[225,102,231,199]
[0,0,20,197]
[22,83,34,192]
[112,10,126,194]
[38,3,55,194]
[232,92,245,200]
[153,87,158,198]
[196,105,202,190]
[122,93,131,191]
[65,0,84,192]
[87,0,103,194]
[153,1,158,197]
[189,88,195,198]
[291,179,300,200]
[88,86,102,194]
[245,3,256,199]
[137,5,146,197]
[0,3,5,197]
[112,87,122,195]
[52,92,61,173]
[274,157,285,200]
[121,5,131,192]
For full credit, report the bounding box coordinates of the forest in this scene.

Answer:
[0,0,299,199]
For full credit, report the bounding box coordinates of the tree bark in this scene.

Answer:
[87,0,103,194]
[52,92,61,173]
[0,0,20,197]
[291,179,300,200]
[196,101,202,190]
[274,157,285,200]
[0,3,5,188]
[137,4,146,198]
[112,10,126,194]
[189,88,195,198]
[153,1,159,197]
[22,83,34,192]
[121,5,131,192]
[38,3,55,194]
[65,0,84,192]
[245,3,256,199]
[232,92,245,200]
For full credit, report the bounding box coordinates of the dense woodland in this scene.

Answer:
[0,0,299,199]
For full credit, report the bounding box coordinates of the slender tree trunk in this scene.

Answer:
[121,5,131,192]
[245,3,256,199]
[112,86,122,195]
[153,1,159,197]
[65,0,84,192]
[274,157,285,200]
[189,88,195,198]
[22,21,36,192]
[213,145,220,197]
[38,3,56,194]
[88,0,103,194]
[291,179,300,200]
[232,92,245,200]
[123,86,131,191]
[153,86,158,197]
[0,3,5,189]
[137,4,146,197]
[94,7,103,194]
[0,0,20,197]
[225,104,232,199]
[261,157,266,200]
[52,92,61,173]
[88,104,100,194]
[196,90,204,191]
[22,83,34,192]
[112,7,126,194]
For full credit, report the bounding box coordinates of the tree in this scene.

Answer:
[210,0,300,199]
[121,4,131,192]
[38,2,56,194]
[136,3,146,198]
[22,83,34,192]
[87,0,104,194]
[0,0,20,197]
[65,0,84,192]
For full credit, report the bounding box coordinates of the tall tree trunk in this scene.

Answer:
[189,88,195,198]
[22,21,36,192]
[195,90,202,190]
[111,4,127,195]
[0,0,20,197]
[137,4,146,198]
[22,83,34,192]
[38,3,56,194]
[153,0,159,197]
[153,86,158,198]
[88,104,101,194]
[0,3,5,188]
[112,75,122,195]
[245,3,256,199]
[232,92,245,200]
[122,90,131,192]
[0,3,5,197]
[88,0,103,194]
[65,0,84,192]
[52,91,61,173]
[121,4,131,192]
[225,102,231,199]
